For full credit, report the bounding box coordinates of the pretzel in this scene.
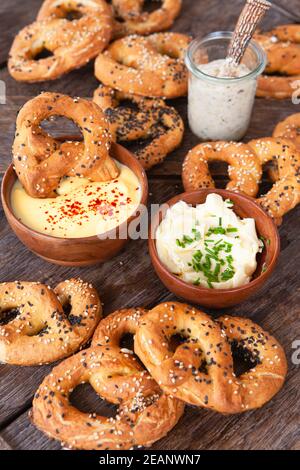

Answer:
[94,33,190,98]
[273,113,300,150]
[112,0,182,38]
[134,302,287,413]
[255,25,300,99]
[0,279,102,366]
[182,138,300,220]
[182,141,263,197]
[248,138,300,220]
[32,345,185,449]
[93,85,184,169]
[13,92,118,198]
[9,0,113,82]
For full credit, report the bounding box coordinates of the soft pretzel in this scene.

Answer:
[255,25,300,99]
[8,0,113,82]
[13,92,118,198]
[182,138,300,220]
[0,279,102,366]
[94,33,190,98]
[112,0,182,38]
[32,345,184,449]
[134,302,287,413]
[182,141,263,197]
[273,113,300,150]
[93,85,184,169]
[249,138,300,220]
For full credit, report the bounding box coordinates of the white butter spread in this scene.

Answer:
[156,193,263,289]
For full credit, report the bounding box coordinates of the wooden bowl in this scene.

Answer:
[1,143,148,266]
[149,189,280,309]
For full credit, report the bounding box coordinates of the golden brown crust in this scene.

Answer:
[94,33,190,98]
[134,302,287,413]
[93,85,184,169]
[182,137,300,221]
[248,138,300,219]
[255,25,300,99]
[13,92,119,198]
[0,279,102,365]
[112,0,182,38]
[32,345,184,450]
[273,113,300,150]
[182,141,263,197]
[9,0,113,82]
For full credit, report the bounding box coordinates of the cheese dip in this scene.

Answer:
[11,161,141,238]
[156,194,263,289]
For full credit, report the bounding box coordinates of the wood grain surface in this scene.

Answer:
[0,0,299,451]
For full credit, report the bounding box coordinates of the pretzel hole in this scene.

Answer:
[0,308,19,325]
[119,333,145,368]
[143,1,163,14]
[169,333,187,352]
[70,383,118,417]
[41,116,83,140]
[65,10,83,21]
[231,340,260,377]
[208,161,229,189]
[33,48,54,61]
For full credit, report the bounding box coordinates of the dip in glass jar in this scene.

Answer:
[185,32,266,141]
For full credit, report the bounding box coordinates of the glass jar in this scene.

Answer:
[185,31,267,141]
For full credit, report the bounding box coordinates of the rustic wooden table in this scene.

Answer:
[0,0,299,451]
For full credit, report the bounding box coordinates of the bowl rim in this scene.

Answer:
[1,142,148,243]
[148,188,281,296]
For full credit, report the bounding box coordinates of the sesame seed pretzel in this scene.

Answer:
[182,138,300,221]
[273,113,300,150]
[134,302,287,413]
[94,33,190,98]
[32,345,184,449]
[13,92,118,198]
[112,0,182,38]
[8,0,113,82]
[248,138,300,221]
[0,279,102,366]
[182,141,263,197]
[93,85,184,169]
[255,25,300,99]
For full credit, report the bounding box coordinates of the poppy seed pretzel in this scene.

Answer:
[0,279,102,366]
[134,302,287,413]
[255,24,300,99]
[93,85,184,169]
[95,33,190,98]
[32,345,185,450]
[9,0,113,82]
[13,92,118,198]
[112,0,182,38]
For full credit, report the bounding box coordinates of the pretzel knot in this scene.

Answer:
[0,279,102,366]
[32,309,185,450]
[95,33,190,98]
[93,85,184,169]
[134,302,287,413]
[8,0,113,82]
[255,25,300,99]
[112,0,182,38]
[13,92,119,198]
[182,138,300,221]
